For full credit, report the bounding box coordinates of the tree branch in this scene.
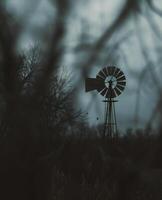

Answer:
[81,0,137,76]
[148,0,162,17]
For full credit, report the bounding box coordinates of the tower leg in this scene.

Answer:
[108,97,112,137]
[103,99,118,139]
[113,102,118,138]
[103,99,108,138]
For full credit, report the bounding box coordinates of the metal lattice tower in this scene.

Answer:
[85,66,126,138]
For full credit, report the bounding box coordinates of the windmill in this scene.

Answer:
[85,66,126,138]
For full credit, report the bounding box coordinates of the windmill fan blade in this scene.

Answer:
[106,88,116,98]
[107,67,114,75]
[96,69,106,80]
[101,69,107,77]
[96,75,104,80]
[111,66,117,75]
[116,71,124,78]
[117,81,126,86]
[100,87,108,96]
[106,67,110,76]
[117,75,126,82]
[114,87,122,96]
[111,89,116,98]
[113,68,120,77]
[105,88,110,97]
[85,78,105,92]
[103,67,108,77]
[116,84,125,91]
[111,67,118,76]
[97,85,106,92]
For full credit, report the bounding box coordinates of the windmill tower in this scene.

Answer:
[85,66,126,138]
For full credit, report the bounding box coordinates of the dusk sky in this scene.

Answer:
[6,0,162,130]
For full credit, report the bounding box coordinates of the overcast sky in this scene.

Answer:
[6,0,162,131]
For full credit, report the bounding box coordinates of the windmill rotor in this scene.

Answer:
[85,66,126,98]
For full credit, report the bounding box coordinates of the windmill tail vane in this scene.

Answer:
[85,66,126,138]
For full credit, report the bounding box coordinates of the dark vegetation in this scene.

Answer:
[0,0,162,200]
